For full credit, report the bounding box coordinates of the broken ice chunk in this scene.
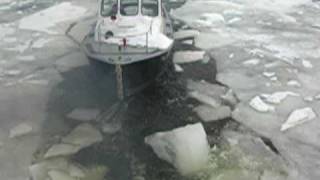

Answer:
[9,123,33,138]
[229,53,234,59]
[145,123,210,175]
[173,30,199,41]
[263,72,275,78]
[242,59,260,66]
[173,51,205,64]
[189,91,220,108]
[174,64,184,72]
[194,105,231,122]
[67,108,100,122]
[281,107,316,131]
[287,80,301,88]
[249,96,275,113]
[260,91,300,104]
[302,60,313,68]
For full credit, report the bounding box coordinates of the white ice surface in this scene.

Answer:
[260,91,300,104]
[281,107,316,131]
[249,96,275,113]
[173,51,205,64]
[145,123,210,175]
[19,2,87,34]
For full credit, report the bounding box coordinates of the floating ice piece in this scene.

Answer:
[194,105,231,122]
[201,13,225,23]
[174,64,184,72]
[173,51,205,64]
[223,9,243,17]
[3,37,17,43]
[145,123,210,175]
[6,69,21,76]
[173,30,199,40]
[229,53,234,59]
[242,58,260,66]
[32,38,53,48]
[270,76,278,81]
[281,107,316,131]
[44,144,80,158]
[189,91,220,108]
[9,123,33,138]
[19,2,87,34]
[302,60,313,68]
[62,123,103,147]
[67,108,100,122]
[45,124,102,158]
[249,96,275,112]
[17,55,35,62]
[102,122,122,134]
[227,17,242,24]
[263,72,276,78]
[287,80,301,88]
[194,13,225,27]
[48,170,76,180]
[304,96,313,102]
[260,91,300,104]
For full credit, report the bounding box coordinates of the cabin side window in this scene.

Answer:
[120,0,139,16]
[142,0,158,17]
[101,0,118,17]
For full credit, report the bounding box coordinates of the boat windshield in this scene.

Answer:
[120,0,139,16]
[101,0,118,17]
[142,0,158,17]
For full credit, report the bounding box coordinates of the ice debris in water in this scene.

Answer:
[263,72,276,78]
[173,30,199,40]
[281,107,316,131]
[173,51,205,64]
[145,123,210,175]
[9,123,33,138]
[302,59,313,68]
[67,108,100,122]
[249,96,275,113]
[287,80,301,88]
[260,91,300,104]
[174,64,184,72]
[242,58,260,66]
[19,2,87,34]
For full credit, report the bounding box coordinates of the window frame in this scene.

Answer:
[120,0,139,16]
[100,0,119,17]
[141,0,159,17]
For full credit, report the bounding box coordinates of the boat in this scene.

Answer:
[82,0,174,99]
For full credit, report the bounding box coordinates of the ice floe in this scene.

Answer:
[173,30,199,40]
[9,123,33,138]
[242,58,260,66]
[173,51,205,64]
[19,2,87,34]
[194,105,231,122]
[302,59,313,68]
[174,64,184,72]
[145,123,210,175]
[249,96,275,113]
[45,123,102,158]
[281,107,316,131]
[260,91,300,104]
[67,108,100,122]
[287,80,301,88]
